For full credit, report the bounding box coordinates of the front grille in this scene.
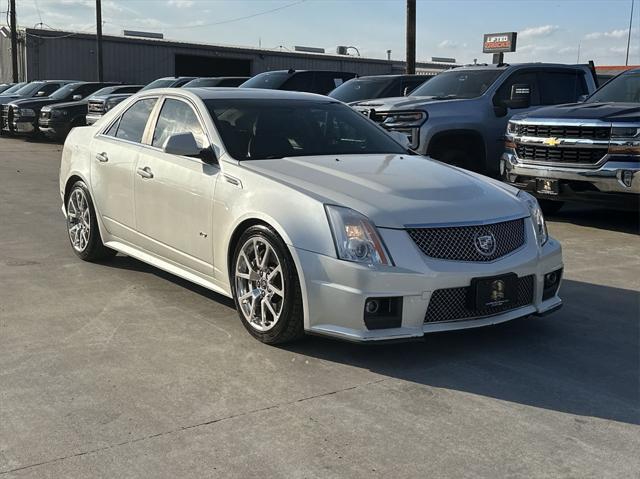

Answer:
[516,144,607,165]
[514,123,610,140]
[407,218,526,262]
[424,275,535,323]
[87,100,105,114]
[1,105,11,130]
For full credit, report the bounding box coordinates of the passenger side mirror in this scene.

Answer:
[163,132,216,163]
[72,94,83,101]
[504,83,531,109]
[388,130,411,149]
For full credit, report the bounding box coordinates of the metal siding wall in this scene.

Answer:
[24,31,443,83]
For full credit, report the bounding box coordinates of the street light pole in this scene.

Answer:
[406,0,416,74]
[96,0,104,81]
[625,0,635,66]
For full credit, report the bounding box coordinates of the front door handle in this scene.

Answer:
[136,166,154,179]
[95,152,108,162]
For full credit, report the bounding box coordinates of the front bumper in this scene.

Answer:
[501,151,639,207]
[38,120,70,139]
[291,223,563,342]
[12,118,37,135]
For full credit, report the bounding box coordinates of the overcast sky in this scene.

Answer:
[8,0,640,66]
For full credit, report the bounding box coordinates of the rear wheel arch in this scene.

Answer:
[64,174,85,209]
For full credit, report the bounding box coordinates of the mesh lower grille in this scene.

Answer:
[424,275,535,324]
[407,218,526,262]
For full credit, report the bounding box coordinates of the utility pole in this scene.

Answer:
[406,0,416,74]
[625,0,635,66]
[9,0,18,82]
[96,0,104,81]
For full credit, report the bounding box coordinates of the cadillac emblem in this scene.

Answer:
[474,231,497,256]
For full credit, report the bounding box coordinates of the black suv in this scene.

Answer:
[6,82,118,137]
[240,70,357,95]
[1,80,77,134]
[183,77,250,88]
[329,74,429,104]
[39,84,142,141]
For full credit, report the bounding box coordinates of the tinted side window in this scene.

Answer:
[496,71,540,107]
[538,71,588,105]
[113,98,157,143]
[281,72,315,92]
[152,98,208,149]
[38,84,61,96]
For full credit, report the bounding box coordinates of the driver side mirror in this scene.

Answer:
[504,83,531,109]
[72,94,83,101]
[403,86,411,96]
[163,132,216,163]
[577,94,588,103]
[35,90,47,97]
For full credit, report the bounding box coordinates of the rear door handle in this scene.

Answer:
[95,152,108,162]
[136,166,154,179]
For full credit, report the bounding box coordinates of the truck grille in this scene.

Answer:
[424,275,535,323]
[407,218,526,262]
[516,144,607,165]
[514,124,610,140]
[87,100,105,114]
[1,105,11,131]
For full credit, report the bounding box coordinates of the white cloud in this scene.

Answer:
[519,25,559,38]
[585,28,630,40]
[167,0,194,7]
[437,40,458,48]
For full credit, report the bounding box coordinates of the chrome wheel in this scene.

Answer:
[67,188,91,252]
[235,236,285,332]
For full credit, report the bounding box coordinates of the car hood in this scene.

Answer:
[352,95,466,111]
[9,97,61,109]
[513,102,640,122]
[44,99,88,110]
[241,154,527,228]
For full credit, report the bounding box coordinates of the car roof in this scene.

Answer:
[142,87,334,102]
[453,63,589,71]
[347,74,426,80]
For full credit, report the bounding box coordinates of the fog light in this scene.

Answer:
[543,268,563,300]
[621,170,634,188]
[363,297,403,330]
[365,299,380,314]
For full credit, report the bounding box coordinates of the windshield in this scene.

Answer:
[88,87,114,99]
[0,82,27,95]
[410,69,503,99]
[329,78,392,103]
[587,71,640,103]
[184,78,221,87]
[13,82,45,97]
[49,83,84,100]
[141,78,178,91]
[205,99,406,160]
[240,72,291,89]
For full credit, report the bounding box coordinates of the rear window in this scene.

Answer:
[107,98,157,143]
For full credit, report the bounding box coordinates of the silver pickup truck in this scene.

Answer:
[353,63,598,176]
[502,68,639,213]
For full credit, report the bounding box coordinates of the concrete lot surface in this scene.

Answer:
[0,137,638,478]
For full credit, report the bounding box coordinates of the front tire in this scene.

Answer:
[231,225,304,344]
[66,181,116,262]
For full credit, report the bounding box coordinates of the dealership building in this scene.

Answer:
[0,28,456,83]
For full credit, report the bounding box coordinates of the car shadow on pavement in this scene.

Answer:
[285,279,640,426]
[547,204,639,235]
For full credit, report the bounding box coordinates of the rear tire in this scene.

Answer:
[66,181,116,262]
[539,199,564,216]
[231,225,304,344]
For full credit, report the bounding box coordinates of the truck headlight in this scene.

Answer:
[325,205,393,266]
[50,109,66,118]
[104,98,122,111]
[381,110,427,129]
[609,126,640,156]
[518,190,548,246]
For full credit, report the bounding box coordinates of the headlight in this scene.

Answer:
[609,125,640,156]
[18,108,35,116]
[50,109,66,118]
[104,99,121,111]
[325,205,393,266]
[381,110,427,129]
[507,121,517,134]
[518,190,548,246]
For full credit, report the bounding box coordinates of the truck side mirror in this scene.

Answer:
[35,90,47,97]
[72,94,83,101]
[505,83,531,109]
[577,94,588,103]
[403,86,410,96]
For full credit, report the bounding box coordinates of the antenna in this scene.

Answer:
[626,0,635,66]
